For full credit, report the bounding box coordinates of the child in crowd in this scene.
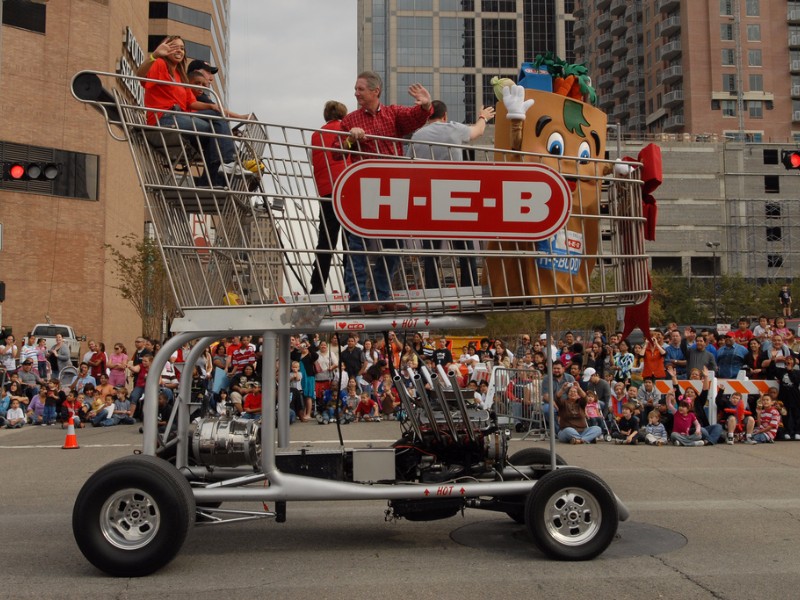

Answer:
[667,397,704,446]
[288,361,305,421]
[376,373,399,418]
[643,410,668,446]
[26,388,46,425]
[36,338,49,380]
[720,391,755,444]
[241,382,262,420]
[5,399,26,428]
[354,392,381,422]
[751,393,781,444]
[110,391,135,426]
[215,389,231,416]
[61,390,85,428]
[613,403,640,445]
[584,391,604,429]
[92,395,116,427]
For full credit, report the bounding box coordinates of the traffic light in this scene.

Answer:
[781,150,800,170]
[2,161,60,181]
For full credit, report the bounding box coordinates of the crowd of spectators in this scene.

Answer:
[1,316,798,444]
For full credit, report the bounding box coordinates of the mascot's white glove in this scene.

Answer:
[502,85,535,121]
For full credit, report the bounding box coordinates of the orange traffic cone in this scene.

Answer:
[62,416,80,450]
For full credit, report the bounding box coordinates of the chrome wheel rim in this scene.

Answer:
[542,486,601,546]
[100,488,161,550]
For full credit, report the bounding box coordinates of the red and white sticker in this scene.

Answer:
[332,160,572,241]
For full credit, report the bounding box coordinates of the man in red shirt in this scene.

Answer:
[340,71,432,313]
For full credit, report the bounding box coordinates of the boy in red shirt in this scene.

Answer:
[354,392,381,422]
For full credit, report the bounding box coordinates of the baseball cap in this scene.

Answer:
[582,367,596,382]
[539,333,547,340]
[22,358,34,365]
[187,59,218,74]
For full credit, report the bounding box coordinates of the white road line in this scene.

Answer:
[0,444,136,449]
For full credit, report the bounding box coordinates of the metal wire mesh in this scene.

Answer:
[72,71,650,320]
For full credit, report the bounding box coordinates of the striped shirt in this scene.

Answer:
[756,406,782,440]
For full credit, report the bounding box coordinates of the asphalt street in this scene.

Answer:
[2,420,799,600]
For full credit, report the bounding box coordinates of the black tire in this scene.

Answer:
[524,468,618,561]
[504,448,567,524]
[73,455,196,577]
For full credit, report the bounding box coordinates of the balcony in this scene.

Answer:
[789,8,800,22]
[611,103,630,122]
[611,59,629,78]
[612,82,630,99]
[791,59,800,72]
[659,64,683,85]
[793,111,800,122]
[628,91,645,108]
[573,4,585,18]
[664,114,685,131]
[573,36,586,54]
[610,15,628,37]
[659,40,682,61]
[598,52,614,68]
[596,72,614,89]
[626,72,640,87]
[792,85,800,97]
[626,46,643,65]
[625,4,641,22]
[611,38,628,56]
[658,15,681,38]
[573,18,586,35]
[628,114,647,130]
[663,88,684,107]
[625,23,642,43]
[597,0,612,9]
[790,34,800,48]
[598,95,615,111]
[610,0,627,15]
[597,11,612,30]
[597,32,613,49]
[657,0,680,14]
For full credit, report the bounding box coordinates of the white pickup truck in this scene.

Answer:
[29,323,83,366]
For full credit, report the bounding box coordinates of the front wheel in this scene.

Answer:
[73,455,195,576]
[525,468,618,560]
[504,448,567,524]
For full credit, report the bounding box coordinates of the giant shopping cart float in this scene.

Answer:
[69,66,653,576]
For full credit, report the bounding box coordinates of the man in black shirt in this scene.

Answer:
[433,337,453,368]
[339,335,366,379]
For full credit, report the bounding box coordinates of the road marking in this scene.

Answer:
[0,443,136,449]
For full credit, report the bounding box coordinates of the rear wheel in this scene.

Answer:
[73,455,195,576]
[504,448,566,524]
[524,468,618,560]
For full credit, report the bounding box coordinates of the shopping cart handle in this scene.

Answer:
[71,72,121,123]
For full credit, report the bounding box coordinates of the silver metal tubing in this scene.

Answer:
[430,373,460,440]
[412,374,442,443]
[394,375,423,440]
[174,336,216,469]
[447,371,478,444]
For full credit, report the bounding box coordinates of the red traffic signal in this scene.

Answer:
[2,161,60,181]
[781,150,800,170]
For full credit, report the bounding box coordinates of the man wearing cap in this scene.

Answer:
[582,367,612,416]
[17,359,44,400]
[716,333,749,379]
[186,60,251,121]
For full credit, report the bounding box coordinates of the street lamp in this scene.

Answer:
[706,241,720,323]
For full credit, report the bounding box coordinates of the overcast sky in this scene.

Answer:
[228,0,359,129]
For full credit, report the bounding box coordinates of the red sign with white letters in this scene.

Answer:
[332,160,572,241]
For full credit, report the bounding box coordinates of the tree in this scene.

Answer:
[105,235,176,339]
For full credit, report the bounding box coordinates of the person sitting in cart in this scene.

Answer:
[136,36,244,186]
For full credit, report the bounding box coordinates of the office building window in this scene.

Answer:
[440,73,476,124]
[764,175,779,193]
[722,73,737,92]
[149,3,212,30]
[397,0,433,9]
[763,148,778,164]
[397,72,433,96]
[747,24,761,42]
[721,100,736,116]
[482,0,516,10]
[765,202,781,218]
[767,254,784,268]
[766,227,782,242]
[748,49,762,67]
[148,36,210,62]
[720,0,733,16]
[721,49,735,65]
[749,100,763,118]
[397,17,433,67]
[720,23,734,40]
[482,18,517,69]
[440,18,475,68]
[2,0,46,33]
[746,0,760,17]
[440,0,475,9]
[523,2,555,61]
[749,74,763,91]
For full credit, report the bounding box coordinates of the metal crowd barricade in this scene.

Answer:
[488,366,547,441]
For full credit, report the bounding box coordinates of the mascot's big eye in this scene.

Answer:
[546,132,565,156]
[577,140,591,164]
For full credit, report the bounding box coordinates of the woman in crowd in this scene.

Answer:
[745,338,764,379]
[107,343,128,388]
